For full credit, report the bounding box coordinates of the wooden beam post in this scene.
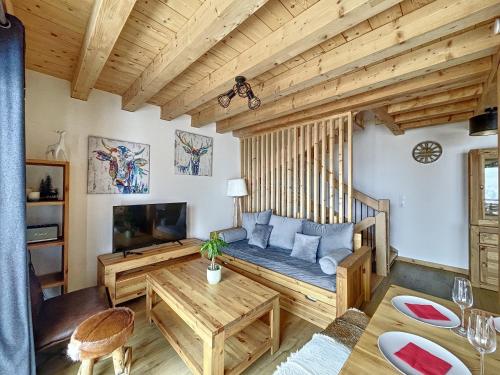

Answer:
[71,0,137,101]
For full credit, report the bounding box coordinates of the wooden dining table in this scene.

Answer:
[341,285,500,374]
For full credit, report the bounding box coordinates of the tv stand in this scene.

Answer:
[122,250,144,258]
[98,239,202,306]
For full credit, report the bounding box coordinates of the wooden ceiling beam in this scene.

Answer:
[192,0,500,127]
[218,23,500,133]
[394,99,478,123]
[71,0,136,101]
[475,48,500,114]
[231,58,491,137]
[399,112,473,130]
[121,0,269,112]
[371,107,404,135]
[159,0,403,121]
[388,84,483,115]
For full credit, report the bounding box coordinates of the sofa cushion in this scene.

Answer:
[222,240,336,292]
[242,210,272,239]
[303,221,354,259]
[319,248,353,275]
[218,227,247,243]
[248,224,273,249]
[268,215,305,250]
[290,233,320,263]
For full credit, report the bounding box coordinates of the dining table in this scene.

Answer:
[340,285,500,374]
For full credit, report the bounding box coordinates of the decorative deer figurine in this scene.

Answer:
[177,133,211,175]
[46,130,68,160]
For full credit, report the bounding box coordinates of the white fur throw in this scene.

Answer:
[273,333,351,375]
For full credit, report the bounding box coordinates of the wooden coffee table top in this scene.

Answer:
[341,285,500,374]
[147,257,279,335]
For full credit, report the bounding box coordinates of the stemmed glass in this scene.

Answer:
[451,277,473,337]
[467,309,497,375]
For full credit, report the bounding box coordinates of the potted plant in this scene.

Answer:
[200,232,228,284]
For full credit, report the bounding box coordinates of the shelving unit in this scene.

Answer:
[26,159,70,293]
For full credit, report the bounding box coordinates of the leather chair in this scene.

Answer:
[29,265,111,351]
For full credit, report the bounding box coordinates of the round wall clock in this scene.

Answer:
[412,141,442,164]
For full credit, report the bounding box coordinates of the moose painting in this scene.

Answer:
[174,130,213,176]
[88,136,150,194]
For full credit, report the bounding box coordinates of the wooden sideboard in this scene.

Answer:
[97,239,202,306]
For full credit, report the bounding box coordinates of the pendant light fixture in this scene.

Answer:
[217,76,261,110]
[469,107,497,136]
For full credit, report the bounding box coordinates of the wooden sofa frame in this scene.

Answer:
[216,230,371,329]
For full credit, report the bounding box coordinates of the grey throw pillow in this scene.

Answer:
[290,233,320,263]
[268,215,305,250]
[241,210,272,239]
[318,248,353,275]
[303,221,354,259]
[248,224,273,249]
[218,227,247,243]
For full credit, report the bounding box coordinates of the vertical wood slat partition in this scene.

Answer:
[241,112,354,225]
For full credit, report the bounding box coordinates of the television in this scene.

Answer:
[112,202,186,254]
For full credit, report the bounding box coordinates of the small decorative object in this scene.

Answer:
[88,136,150,194]
[46,130,68,160]
[175,130,213,176]
[227,178,248,227]
[28,191,40,201]
[25,188,32,200]
[412,141,442,164]
[217,76,261,110]
[200,232,228,285]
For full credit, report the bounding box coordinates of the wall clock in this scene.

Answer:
[412,141,442,164]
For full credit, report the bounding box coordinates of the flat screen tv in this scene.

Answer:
[113,202,186,254]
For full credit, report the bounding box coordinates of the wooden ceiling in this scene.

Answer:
[11,0,500,136]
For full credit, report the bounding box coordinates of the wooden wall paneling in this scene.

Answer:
[252,137,257,212]
[281,130,287,215]
[266,133,271,210]
[287,128,293,217]
[338,118,345,223]
[241,139,246,212]
[347,112,353,223]
[299,125,305,219]
[293,127,298,218]
[271,132,276,212]
[246,138,252,212]
[313,122,320,223]
[260,134,265,210]
[321,121,327,224]
[329,119,335,224]
[306,123,312,220]
[276,131,281,215]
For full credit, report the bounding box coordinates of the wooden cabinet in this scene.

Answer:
[469,149,498,291]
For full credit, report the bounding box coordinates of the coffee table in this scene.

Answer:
[146,258,280,375]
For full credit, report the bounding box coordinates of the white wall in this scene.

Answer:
[354,118,496,270]
[24,71,240,291]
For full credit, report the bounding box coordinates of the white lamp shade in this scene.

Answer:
[227,178,248,197]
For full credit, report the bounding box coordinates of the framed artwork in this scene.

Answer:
[174,130,213,176]
[87,136,150,194]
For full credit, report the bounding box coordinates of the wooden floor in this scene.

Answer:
[37,260,499,374]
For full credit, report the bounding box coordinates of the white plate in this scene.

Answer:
[392,295,460,328]
[378,331,471,375]
[494,317,500,333]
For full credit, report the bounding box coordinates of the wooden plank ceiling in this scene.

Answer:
[13,0,500,136]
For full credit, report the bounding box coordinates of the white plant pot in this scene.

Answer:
[207,265,221,285]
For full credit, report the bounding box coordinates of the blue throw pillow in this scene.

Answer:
[241,210,272,239]
[290,233,320,263]
[303,221,354,259]
[248,224,273,249]
[318,248,353,275]
[268,215,305,250]
[218,227,247,243]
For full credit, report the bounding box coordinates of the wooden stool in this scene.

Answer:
[67,307,135,375]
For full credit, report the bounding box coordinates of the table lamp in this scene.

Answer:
[227,178,248,227]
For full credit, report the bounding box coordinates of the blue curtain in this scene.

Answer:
[0,14,36,374]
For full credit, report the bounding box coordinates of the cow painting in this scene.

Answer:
[87,136,150,194]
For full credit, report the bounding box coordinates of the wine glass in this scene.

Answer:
[451,277,473,337]
[467,309,497,375]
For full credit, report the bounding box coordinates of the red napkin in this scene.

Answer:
[405,303,450,321]
[395,342,452,375]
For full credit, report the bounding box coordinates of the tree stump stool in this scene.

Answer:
[67,307,135,375]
